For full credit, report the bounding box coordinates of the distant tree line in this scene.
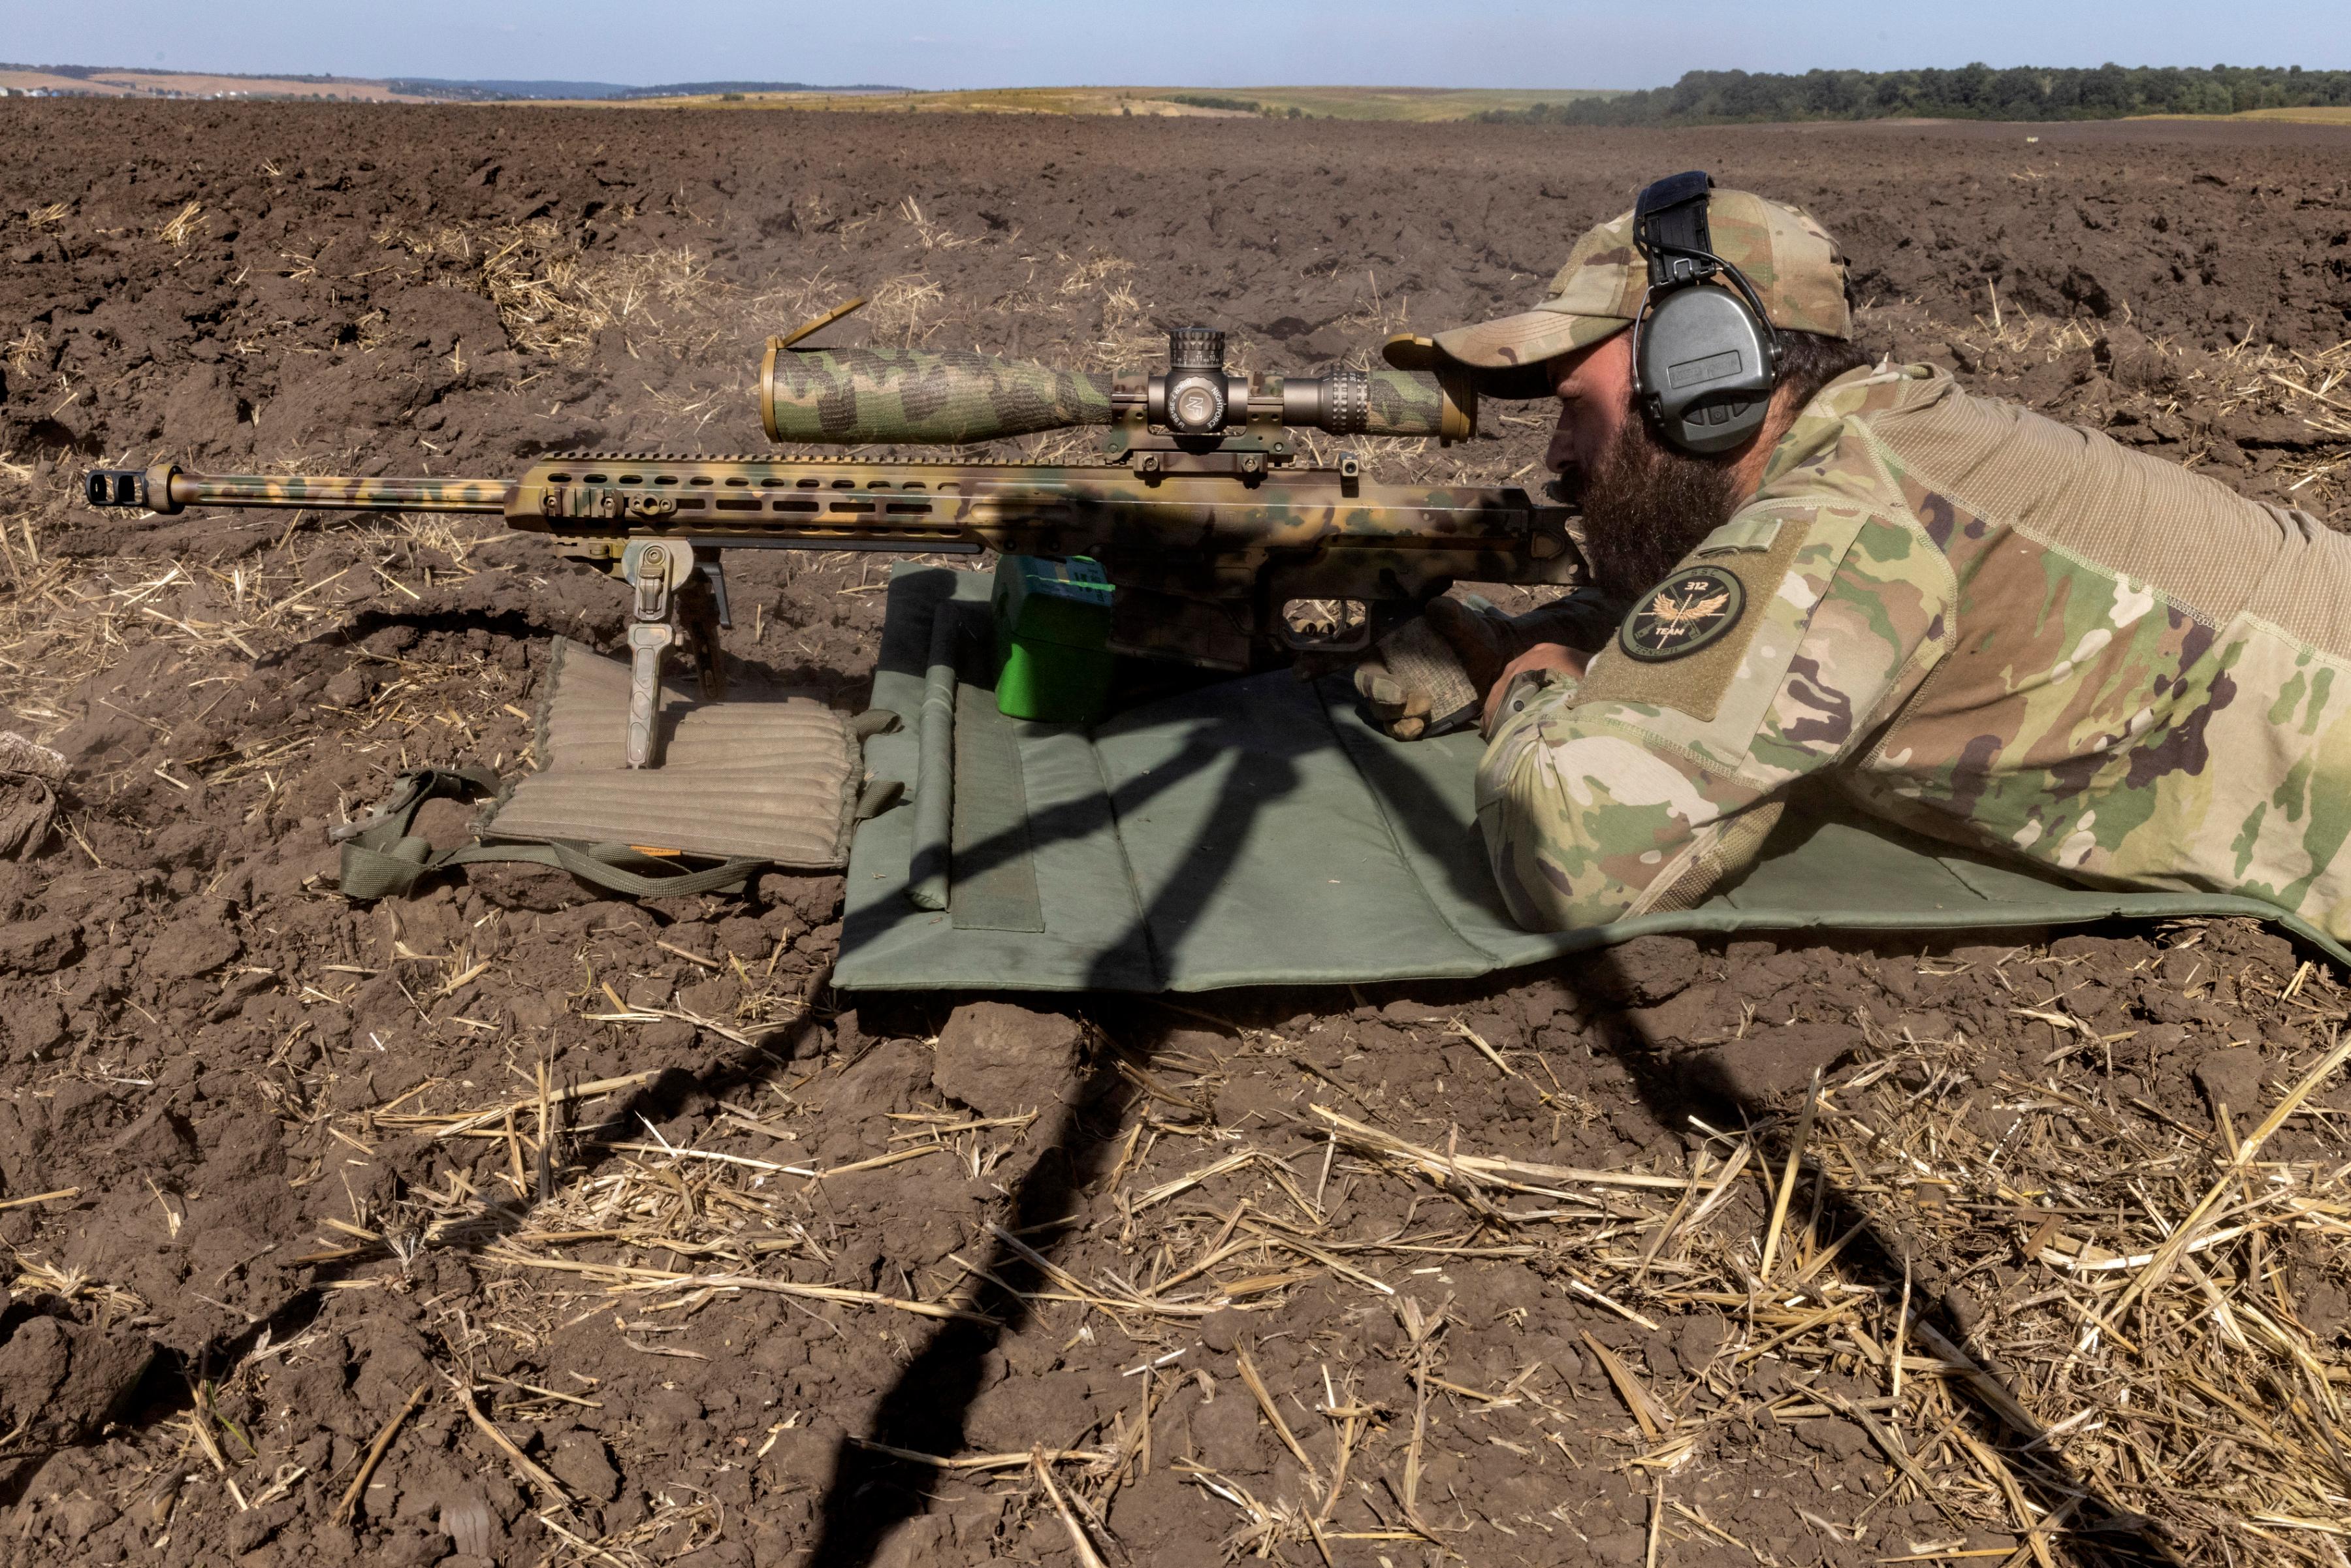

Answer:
[1163,93,1310,118]
[1482,63,2351,125]
[1168,93,1262,113]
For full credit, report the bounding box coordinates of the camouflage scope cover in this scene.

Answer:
[761,346,1116,445]
[760,346,1473,447]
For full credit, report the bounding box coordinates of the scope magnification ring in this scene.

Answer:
[1324,372,1369,435]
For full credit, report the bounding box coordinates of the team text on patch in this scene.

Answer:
[1619,564,1746,662]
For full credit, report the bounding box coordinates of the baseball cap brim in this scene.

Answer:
[1433,308,1628,370]
[1383,312,1629,399]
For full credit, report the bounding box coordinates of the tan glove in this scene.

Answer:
[1354,591,1616,741]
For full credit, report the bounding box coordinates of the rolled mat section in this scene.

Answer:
[763,345,1115,445]
[905,602,962,910]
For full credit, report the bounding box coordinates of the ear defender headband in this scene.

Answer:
[1629,170,1782,456]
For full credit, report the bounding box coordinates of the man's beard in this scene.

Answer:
[1574,416,1744,605]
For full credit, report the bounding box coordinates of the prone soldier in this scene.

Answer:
[1375,172,2351,942]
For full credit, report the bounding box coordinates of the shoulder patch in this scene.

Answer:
[1620,566,1746,662]
[1576,507,1819,724]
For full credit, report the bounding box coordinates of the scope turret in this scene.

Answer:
[1157,327,1231,434]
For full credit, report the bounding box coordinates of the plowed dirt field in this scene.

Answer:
[2,103,2350,1567]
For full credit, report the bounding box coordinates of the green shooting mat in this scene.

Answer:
[837,567,2351,993]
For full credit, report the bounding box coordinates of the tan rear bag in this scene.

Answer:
[333,637,891,901]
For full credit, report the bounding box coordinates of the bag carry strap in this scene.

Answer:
[332,767,765,901]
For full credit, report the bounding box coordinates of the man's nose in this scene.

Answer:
[1544,417,1578,474]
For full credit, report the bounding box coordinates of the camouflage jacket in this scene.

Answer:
[1479,362,2351,939]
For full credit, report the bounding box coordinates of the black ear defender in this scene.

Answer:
[1629,170,1782,456]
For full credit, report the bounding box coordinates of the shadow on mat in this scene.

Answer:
[22,595,1330,1520]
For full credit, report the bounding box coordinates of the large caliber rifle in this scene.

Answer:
[86,310,1584,767]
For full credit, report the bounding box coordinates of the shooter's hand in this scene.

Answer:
[1355,591,1615,742]
[1480,643,1588,737]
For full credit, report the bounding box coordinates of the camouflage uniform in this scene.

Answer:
[1478,361,2351,941]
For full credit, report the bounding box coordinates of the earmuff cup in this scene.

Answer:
[1628,170,1783,458]
[1633,284,1779,456]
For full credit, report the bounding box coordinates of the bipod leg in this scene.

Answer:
[621,540,696,769]
[680,560,729,703]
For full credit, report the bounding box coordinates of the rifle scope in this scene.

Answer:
[760,328,1477,447]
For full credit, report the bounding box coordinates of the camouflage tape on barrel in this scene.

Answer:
[762,346,1115,445]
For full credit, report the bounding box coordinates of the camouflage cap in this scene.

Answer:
[1388,188,1851,387]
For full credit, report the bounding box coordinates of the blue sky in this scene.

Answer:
[7,0,2348,90]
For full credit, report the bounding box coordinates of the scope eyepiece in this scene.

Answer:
[1284,371,1369,435]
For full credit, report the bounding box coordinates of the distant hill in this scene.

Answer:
[0,67,1593,120]
[386,78,904,101]
[0,63,903,103]
[0,62,429,100]
[618,85,1622,120]
[385,78,637,101]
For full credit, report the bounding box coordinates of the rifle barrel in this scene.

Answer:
[84,464,510,515]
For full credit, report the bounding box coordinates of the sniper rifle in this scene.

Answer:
[86,313,1584,767]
